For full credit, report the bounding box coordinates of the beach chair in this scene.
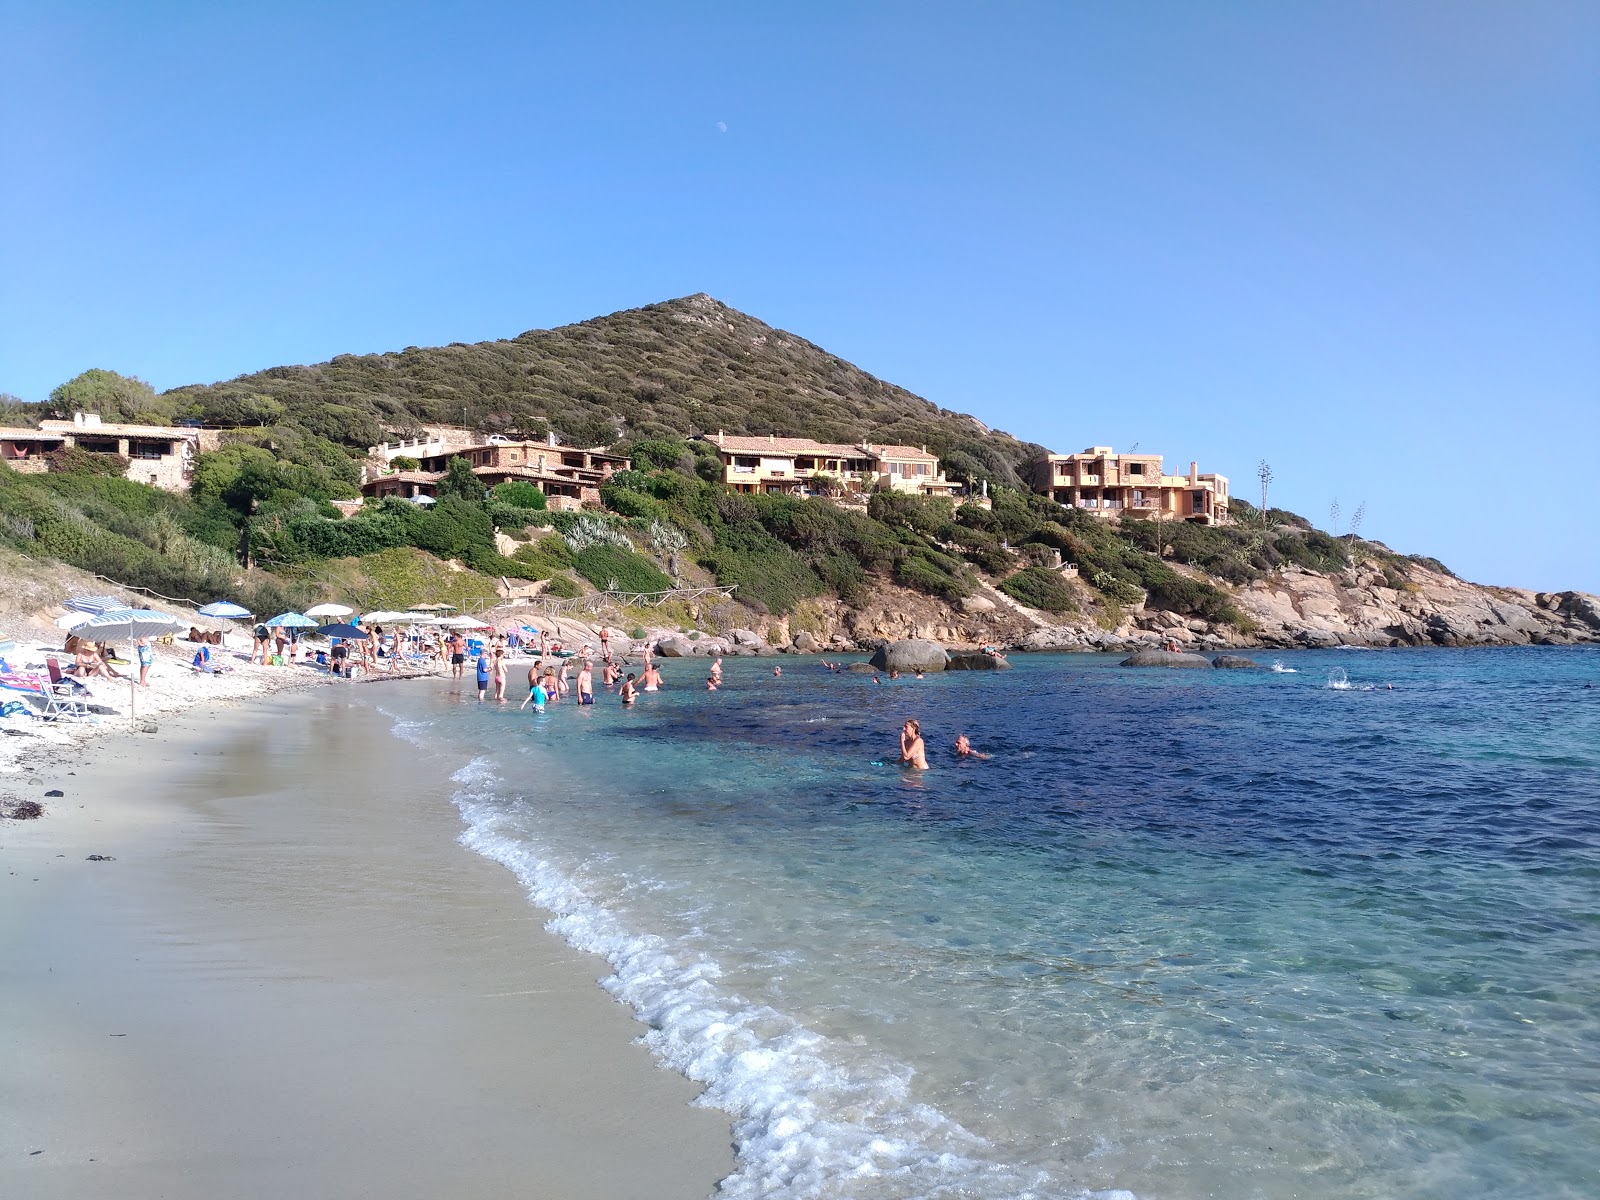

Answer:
[47,656,94,697]
[0,668,94,721]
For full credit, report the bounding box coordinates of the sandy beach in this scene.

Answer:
[0,686,733,1199]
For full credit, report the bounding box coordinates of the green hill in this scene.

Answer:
[162,294,1044,490]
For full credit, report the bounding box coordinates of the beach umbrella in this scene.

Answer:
[316,623,370,640]
[407,603,458,612]
[64,595,124,615]
[361,610,409,624]
[197,600,252,619]
[72,607,184,727]
[264,612,318,628]
[55,612,95,631]
[439,614,489,628]
[304,602,354,618]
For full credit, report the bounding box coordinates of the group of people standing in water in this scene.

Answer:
[449,631,988,766]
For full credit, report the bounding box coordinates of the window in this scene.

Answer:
[734,456,759,472]
[1192,491,1206,512]
[796,457,816,470]
[1127,463,1144,476]
[130,440,170,460]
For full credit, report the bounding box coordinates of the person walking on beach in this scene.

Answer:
[449,633,467,681]
[475,648,491,701]
[251,621,270,666]
[135,637,153,688]
[492,648,508,702]
[598,626,610,661]
[900,719,929,770]
[576,660,594,705]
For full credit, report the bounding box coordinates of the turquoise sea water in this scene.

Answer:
[378,648,1600,1199]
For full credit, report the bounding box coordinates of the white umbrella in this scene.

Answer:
[55,612,95,631]
[72,608,184,727]
[439,615,489,628]
[361,611,410,624]
[304,603,354,618]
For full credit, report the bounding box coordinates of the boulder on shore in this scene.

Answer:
[1211,654,1260,669]
[1120,649,1212,668]
[846,661,877,673]
[946,650,1011,671]
[654,635,696,657]
[792,630,820,653]
[868,638,949,673]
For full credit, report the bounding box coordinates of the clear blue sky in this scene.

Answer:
[3,2,1596,591]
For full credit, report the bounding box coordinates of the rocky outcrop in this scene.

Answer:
[1231,563,1600,649]
[946,650,1010,670]
[1211,654,1259,669]
[653,635,696,657]
[1121,649,1212,668]
[869,638,950,673]
[792,630,820,653]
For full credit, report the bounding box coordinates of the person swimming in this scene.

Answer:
[900,719,929,770]
[773,666,782,678]
[954,734,990,760]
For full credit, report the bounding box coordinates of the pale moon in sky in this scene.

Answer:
[715,121,728,133]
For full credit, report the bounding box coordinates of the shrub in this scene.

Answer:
[1000,566,1078,613]
[46,444,129,477]
[390,455,421,471]
[702,545,822,614]
[544,573,583,599]
[562,514,633,552]
[572,545,673,593]
[436,456,486,502]
[488,502,549,530]
[490,479,546,509]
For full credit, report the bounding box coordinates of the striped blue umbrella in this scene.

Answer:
[264,612,318,628]
[197,600,252,619]
[64,595,124,615]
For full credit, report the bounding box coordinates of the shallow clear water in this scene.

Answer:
[378,647,1600,1199]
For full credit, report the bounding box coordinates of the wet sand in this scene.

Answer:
[0,688,733,1199]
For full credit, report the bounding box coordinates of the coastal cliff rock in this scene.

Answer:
[1230,562,1600,649]
[869,639,950,673]
[1211,655,1259,669]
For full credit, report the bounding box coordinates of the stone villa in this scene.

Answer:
[1029,446,1230,525]
[693,432,963,499]
[360,433,630,511]
[0,413,218,492]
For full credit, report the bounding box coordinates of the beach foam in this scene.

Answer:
[446,755,1132,1200]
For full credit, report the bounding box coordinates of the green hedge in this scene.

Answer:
[999,566,1078,613]
[571,545,672,593]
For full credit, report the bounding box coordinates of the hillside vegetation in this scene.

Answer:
[154,294,1044,491]
[0,295,1460,643]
